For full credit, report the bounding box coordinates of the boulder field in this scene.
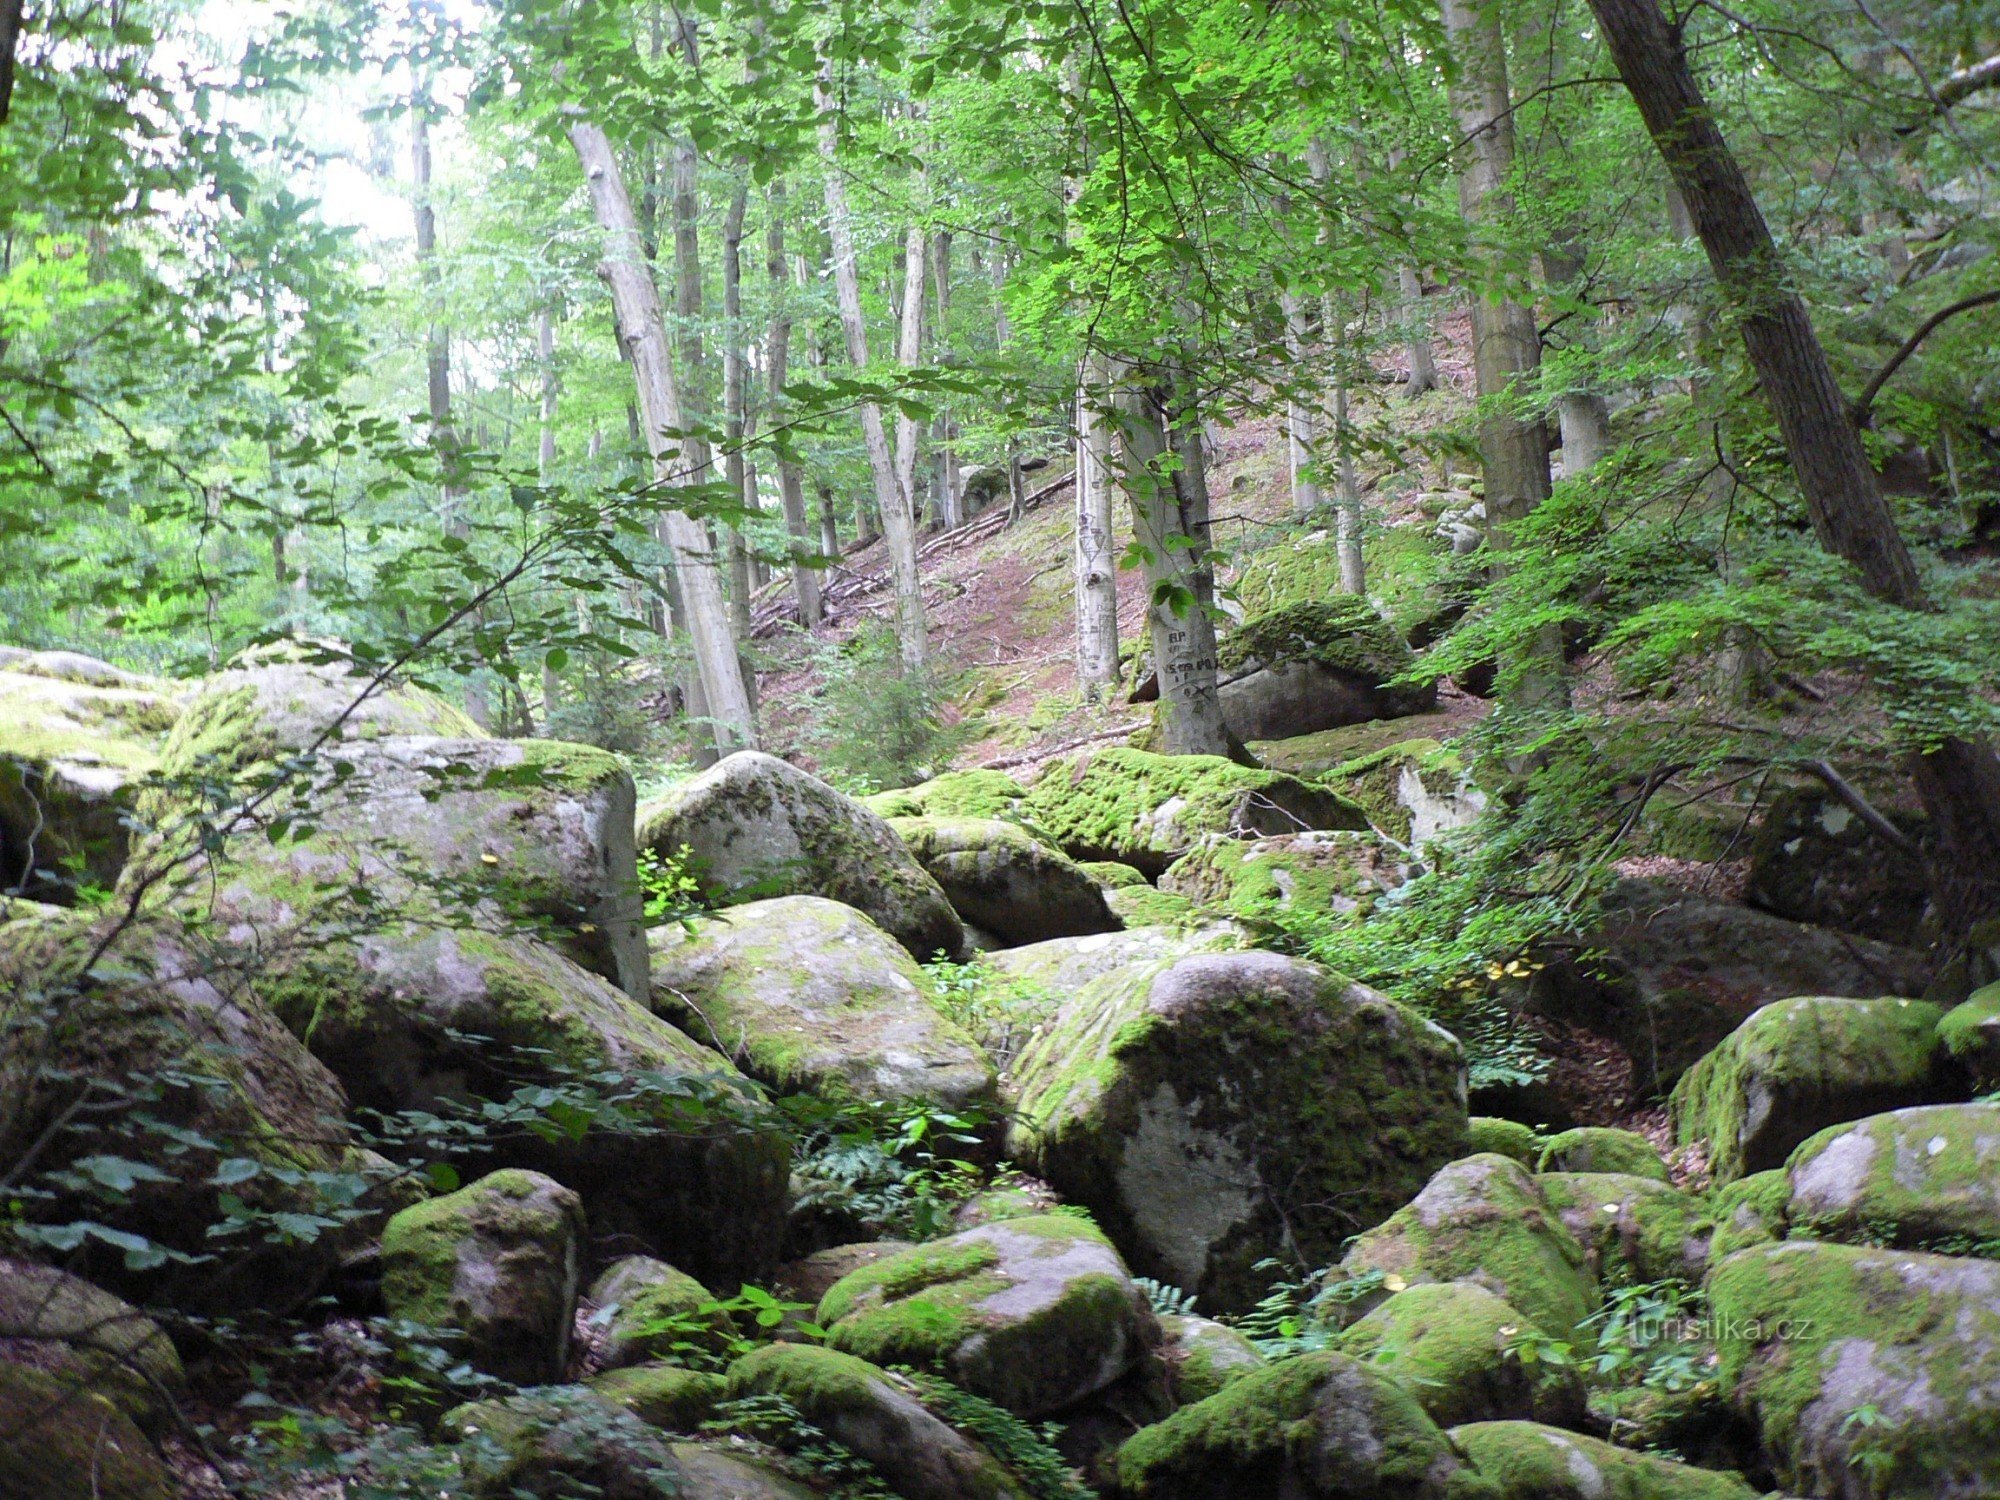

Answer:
[5,644,2000,1498]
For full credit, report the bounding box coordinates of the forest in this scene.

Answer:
[3,0,2000,1495]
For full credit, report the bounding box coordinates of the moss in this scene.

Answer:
[815,1238,1004,1332]
[1320,738,1463,845]
[1105,885,1201,928]
[509,736,630,791]
[1249,715,1464,778]
[1669,996,1952,1183]
[1230,523,1452,640]
[379,1168,577,1331]
[1937,981,2000,1089]
[1078,859,1148,889]
[592,1256,732,1366]
[1535,1127,1669,1182]
[1115,1349,1455,1498]
[1706,1169,1790,1260]
[726,1341,895,1416]
[863,769,1030,822]
[1445,1420,1757,1499]
[1466,1117,1541,1167]
[1019,746,1367,876]
[442,1386,681,1499]
[1537,1172,1709,1285]
[0,1259,183,1434]
[587,1364,725,1431]
[0,1363,174,1500]
[1218,598,1414,684]
[1159,830,1401,926]
[1159,1314,1266,1404]
[1784,1102,2000,1250]
[1337,1282,1584,1430]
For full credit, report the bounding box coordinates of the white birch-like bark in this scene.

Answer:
[764,181,822,629]
[1281,289,1323,518]
[1074,350,1121,699]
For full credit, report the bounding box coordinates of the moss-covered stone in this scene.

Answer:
[668,1442,818,1498]
[1009,950,1467,1313]
[586,1364,725,1432]
[1114,1348,1463,1498]
[1158,830,1404,926]
[1318,739,1485,849]
[0,1361,173,1500]
[1706,1170,1790,1261]
[1534,1127,1669,1182]
[863,769,1032,823]
[1248,715,1466,779]
[442,1385,682,1499]
[1466,1118,1541,1167]
[1938,981,2000,1092]
[1219,599,1415,682]
[1079,859,1149,889]
[725,1343,1027,1500]
[1708,1240,2000,1497]
[1669,995,1961,1184]
[1018,746,1369,877]
[1536,1172,1710,1285]
[1444,1420,1756,1499]
[588,1256,730,1371]
[975,926,1244,1058]
[1157,1313,1266,1405]
[0,1260,183,1434]
[815,1214,1154,1418]
[952,1177,1063,1230]
[1785,1102,2000,1251]
[1341,1280,1588,1432]
[1340,1156,1595,1341]
[638,750,965,962]
[1214,601,1436,742]
[1106,885,1204,928]
[381,1168,583,1384]
[890,815,1121,945]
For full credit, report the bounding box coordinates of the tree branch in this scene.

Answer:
[1851,287,2000,423]
[1895,51,2000,134]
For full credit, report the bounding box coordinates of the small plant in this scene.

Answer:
[787,1096,990,1241]
[705,1393,898,1499]
[924,954,1052,1068]
[609,1283,822,1372]
[898,1369,1094,1500]
[1233,1261,1387,1356]
[797,622,970,794]
[637,842,708,928]
[1576,1279,1712,1393]
[1134,1277,1198,1318]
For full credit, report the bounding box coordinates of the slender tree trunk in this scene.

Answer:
[931,230,962,529]
[1331,375,1365,593]
[570,118,757,753]
[1281,290,1323,519]
[537,306,563,720]
[1441,0,1564,706]
[720,181,754,643]
[0,0,21,125]
[1588,0,2000,932]
[893,220,928,535]
[1397,264,1438,396]
[1075,350,1121,700]
[1121,379,1229,756]
[763,183,822,629]
[1545,240,1613,478]
[816,67,927,669]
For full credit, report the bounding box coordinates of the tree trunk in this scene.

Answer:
[1332,374,1365,593]
[0,0,21,125]
[893,220,928,535]
[1075,349,1121,701]
[537,305,563,720]
[1397,263,1438,396]
[1281,290,1323,519]
[1441,0,1564,707]
[1542,245,1612,476]
[570,117,757,754]
[720,181,754,643]
[1588,0,2000,931]
[1120,380,1229,756]
[817,66,927,670]
[931,230,962,529]
[763,182,822,629]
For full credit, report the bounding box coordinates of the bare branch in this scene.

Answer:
[1851,287,2000,423]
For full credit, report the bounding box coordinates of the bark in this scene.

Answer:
[893,220,928,534]
[0,0,20,125]
[1281,290,1323,518]
[763,183,822,629]
[1331,375,1365,593]
[537,306,559,478]
[1543,245,1612,477]
[1587,0,2000,930]
[1074,350,1121,700]
[721,181,754,642]
[931,230,962,529]
[570,117,757,753]
[1397,263,1439,396]
[817,67,927,669]
[1120,380,1229,756]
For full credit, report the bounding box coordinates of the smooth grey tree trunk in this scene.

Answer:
[720,181,754,643]
[1074,349,1121,700]
[763,181,822,629]
[1281,290,1323,519]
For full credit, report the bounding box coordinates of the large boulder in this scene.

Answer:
[0,909,366,1310]
[1339,1156,1595,1341]
[1157,1313,1267,1405]
[586,1365,725,1433]
[251,924,789,1287]
[1113,1349,1464,1499]
[1006,950,1467,1312]
[1317,739,1484,849]
[1536,1172,1711,1284]
[1938,981,2000,1092]
[1446,1421,1758,1499]
[1669,995,1962,1184]
[1529,879,1934,1092]
[587,1255,732,1372]
[636,751,964,962]
[1159,830,1405,925]
[726,1344,1029,1500]
[648,895,997,1113]
[381,1168,584,1385]
[1708,1240,2000,1497]
[1532,1126,1668,1181]
[1215,600,1435,742]
[0,1361,174,1500]
[1337,1282,1586,1430]
[863,769,1032,822]
[1785,1103,2000,1250]
[1018,747,1368,877]
[0,1259,183,1433]
[1745,785,1929,946]
[815,1214,1156,1418]
[442,1386,683,1499]
[889,815,1120,945]
[0,657,180,904]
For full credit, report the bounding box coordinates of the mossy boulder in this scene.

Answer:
[669,1443,819,1498]
[0,1361,174,1500]
[1706,1170,1791,1260]
[889,815,1120,945]
[1938,981,2000,1091]
[1321,739,1485,848]
[1336,1282,1587,1429]
[637,751,965,962]
[1744,785,1929,947]
[815,1214,1156,1418]
[863,769,1032,823]
[380,1168,583,1385]
[649,894,996,1114]
[1159,830,1405,925]
[1157,1313,1266,1405]
[1007,950,1467,1312]
[1785,1102,2000,1251]
[1214,600,1435,742]
[1018,746,1369,878]
[1106,885,1203,928]
[0,660,182,904]
[0,910,363,1311]
[0,1260,183,1434]
[441,1385,684,1499]
[1444,1420,1757,1499]
[952,1177,1064,1230]
[1537,1172,1710,1284]
[255,924,789,1288]
[1669,995,1962,1184]
[1708,1240,2000,1497]
[588,1255,730,1371]
[725,1343,1029,1500]
[1113,1348,1464,1499]
[974,926,1244,1059]
[776,1241,913,1308]
[586,1364,725,1432]
[1529,879,1935,1094]
[1339,1156,1595,1341]
[1534,1127,1668,1182]
[1466,1118,1541,1167]
[1081,859,1150,889]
